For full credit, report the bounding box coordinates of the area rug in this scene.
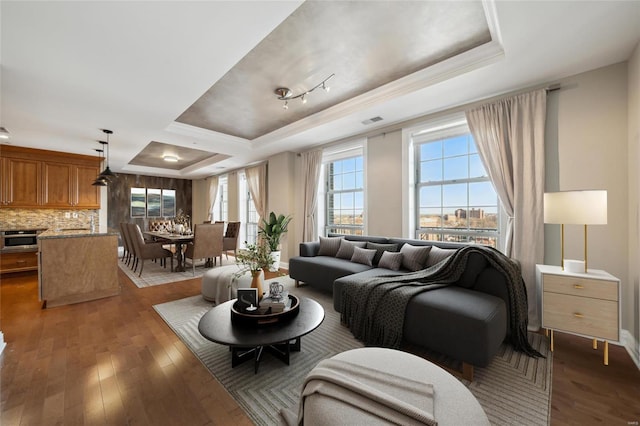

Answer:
[153,277,552,426]
[119,256,237,288]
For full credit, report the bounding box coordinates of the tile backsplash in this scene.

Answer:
[0,208,100,230]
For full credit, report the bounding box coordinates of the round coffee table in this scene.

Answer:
[198,296,324,374]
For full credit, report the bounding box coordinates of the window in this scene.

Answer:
[238,172,258,246]
[323,142,365,236]
[218,175,228,222]
[413,121,500,248]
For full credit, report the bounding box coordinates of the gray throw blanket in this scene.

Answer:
[340,245,542,358]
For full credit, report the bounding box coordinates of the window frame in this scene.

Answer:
[412,119,502,249]
[320,140,366,236]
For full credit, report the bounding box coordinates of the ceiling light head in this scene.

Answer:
[163,155,179,162]
[301,94,307,104]
[0,127,10,139]
[283,101,289,110]
[275,88,293,100]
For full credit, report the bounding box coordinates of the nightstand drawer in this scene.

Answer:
[543,274,618,301]
[543,292,619,340]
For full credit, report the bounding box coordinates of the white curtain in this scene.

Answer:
[301,149,323,242]
[245,163,267,223]
[207,176,219,221]
[465,89,546,328]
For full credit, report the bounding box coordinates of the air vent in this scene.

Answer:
[361,116,383,125]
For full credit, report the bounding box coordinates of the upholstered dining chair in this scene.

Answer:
[184,223,224,275]
[127,223,173,277]
[222,221,240,259]
[120,222,133,265]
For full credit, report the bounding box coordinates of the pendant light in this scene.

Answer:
[98,129,117,180]
[92,148,108,186]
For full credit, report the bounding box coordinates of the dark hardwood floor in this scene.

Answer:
[1,267,639,425]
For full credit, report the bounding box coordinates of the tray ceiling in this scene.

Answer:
[176,1,491,140]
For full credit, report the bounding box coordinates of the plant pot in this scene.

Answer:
[250,270,264,300]
[269,250,281,272]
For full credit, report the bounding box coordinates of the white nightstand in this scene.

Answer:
[536,264,620,365]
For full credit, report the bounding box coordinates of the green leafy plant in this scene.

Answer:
[258,212,292,251]
[234,241,273,274]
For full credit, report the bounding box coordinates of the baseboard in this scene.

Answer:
[621,329,640,371]
[279,261,289,271]
[0,331,6,356]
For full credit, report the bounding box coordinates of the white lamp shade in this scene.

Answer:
[544,190,607,225]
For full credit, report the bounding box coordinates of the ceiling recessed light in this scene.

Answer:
[163,155,179,162]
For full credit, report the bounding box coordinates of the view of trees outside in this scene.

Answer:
[325,156,364,235]
[416,132,499,248]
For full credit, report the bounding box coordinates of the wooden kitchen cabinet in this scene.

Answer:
[0,156,42,207]
[537,264,620,365]
[0,251,39,273]
[0,145,100,209]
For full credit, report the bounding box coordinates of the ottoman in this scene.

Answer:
[201,265,260,303]
[284,347,489,426]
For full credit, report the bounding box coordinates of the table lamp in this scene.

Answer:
[543,190,607,273]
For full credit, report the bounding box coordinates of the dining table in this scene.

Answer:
[144,230,194,272]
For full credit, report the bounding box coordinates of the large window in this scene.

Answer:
[414,122,499,248]
[324,153,364,236]
[218,175,228,222]
[238,172,258,246]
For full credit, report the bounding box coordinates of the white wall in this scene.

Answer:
[267,152,296,265]
[628,41,640,363]
[553,63,629,294]
[367,130,404,237]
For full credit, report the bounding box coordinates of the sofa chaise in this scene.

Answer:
[289,234,518,378]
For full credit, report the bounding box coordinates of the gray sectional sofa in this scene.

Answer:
[288,234,513,373]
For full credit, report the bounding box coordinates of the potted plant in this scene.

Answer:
[258,212,292,271]
[234,241,274,300]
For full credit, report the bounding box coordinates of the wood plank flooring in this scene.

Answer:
[1,267,639,425]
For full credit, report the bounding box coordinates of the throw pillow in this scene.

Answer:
[350,246,377,266]
[317,236,343,257]
[400,244,432,272]
[336,239,368,260]
[378,251,403,271]
[366,242,399,265]
[426,246,457,267]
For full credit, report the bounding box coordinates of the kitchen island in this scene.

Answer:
[38,228,119,308]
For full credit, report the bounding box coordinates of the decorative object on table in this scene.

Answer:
[174,209,191,234]
[543,190,607,273]
[269,281,284,301]
[234,241,274,300]
[230,294,300,326]
[236,288,258,312]
[258,211,292,271]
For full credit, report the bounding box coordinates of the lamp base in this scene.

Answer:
[564,259,586,274]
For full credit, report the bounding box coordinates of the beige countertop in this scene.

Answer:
[38,227,119,239]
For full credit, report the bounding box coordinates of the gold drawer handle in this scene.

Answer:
[573,284,584,289]
[573,313,584,318]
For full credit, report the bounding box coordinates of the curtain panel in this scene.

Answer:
[465,88,546,328]
[207,176,219,221]
[301,149,323,242]
[245,163,268,223]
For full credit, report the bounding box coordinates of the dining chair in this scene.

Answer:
[119,222,130,263]
[121,222,136,268]
[127,223,174,277]
[184,223,224,275]
[222,221,240,259]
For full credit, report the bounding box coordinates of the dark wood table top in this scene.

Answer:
[198,296,325,348]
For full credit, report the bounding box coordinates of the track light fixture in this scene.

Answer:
[275,73,334,110]
[0,127,10,139]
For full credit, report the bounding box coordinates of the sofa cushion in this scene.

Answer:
[378,251,403,271]
[366,242,399,265]
[400,244,431,271]
[290,255,373,293]
[318,236,343,257]
[350,246,377,266]
[336,240,367,260]
[404,286,507,367]
[426,246,457,267]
